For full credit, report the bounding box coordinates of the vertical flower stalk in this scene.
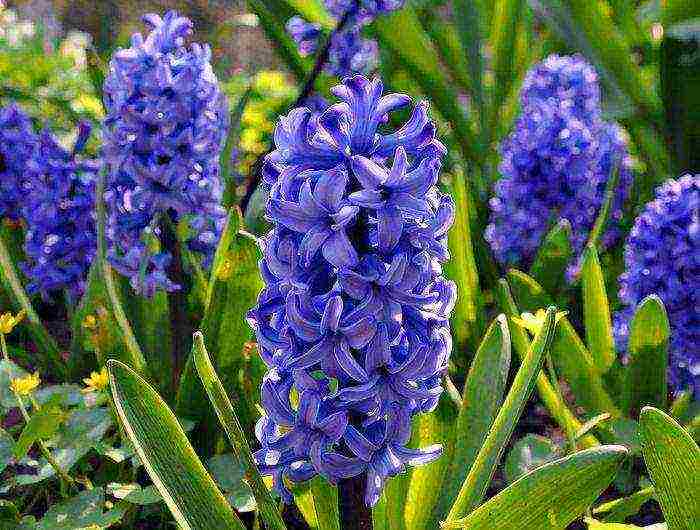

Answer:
[615,174,699,396]
[101,11,229,297]
[21,123,98,301]
[485,54,633,278]
[248,76,455,508]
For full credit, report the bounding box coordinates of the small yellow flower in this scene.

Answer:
[82,314,98,330]
[0,309,26,335]
[512,309,567,336]
[82,367,109,393]
[10,371,40,396]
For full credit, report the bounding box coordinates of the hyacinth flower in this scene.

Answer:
[485,54,633,278]
[102,11,228,296]
[248,75,455,506]
[614,175,699,396]
[20,122,99,300]
[0,104,37,221]
[286,0,404,78]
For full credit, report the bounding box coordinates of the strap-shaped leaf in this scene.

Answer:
[529,220,573,296]
[431,315,511,525]
[445,307,558,523]
[639,407,700,529]
[623,296,670,413]
[443,445,628,529]
[581,245,616,373]
[107,360,244,530]
[192,333,286,530]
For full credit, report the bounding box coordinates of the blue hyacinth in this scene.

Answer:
[485,54,633,278]
[248,75,454,506]
[102,11,228,296]
[614,175,699,396]
[21,123,98,299]
[0,104,37,221]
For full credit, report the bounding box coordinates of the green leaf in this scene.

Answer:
[106,482,162,505]
[639,407,700,529]
[34,488,125,530]
[506,270,620,416]
[192,333,285,530]
[443,445,628,529]
[663,0,700,25]
[529,219,573,296]
[0,429,14,474]
[504,434,560,484]
[581,245,616,373]
[450,0,485,125]
[206,454,256,513]
[495,280,598,449]
[592,486,655,523]
[13,406,65,461]
[445,307,559,523]
[431,315,511,524]
[107,359,244,530]
[0,233,63,377]
[310,477,340,530]
[585,517,652,529]
[623,296,670,413]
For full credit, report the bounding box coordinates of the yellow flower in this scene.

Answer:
[0,309,26,335]
[82,367,109,393]
[10,372,40,396]
[512,309,567,336]
[82,314,98,330]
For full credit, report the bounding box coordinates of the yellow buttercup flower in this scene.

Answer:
[0,309,26,335]
[512,309,567,336]
[82,314,98,330]
[10,371,40,396]
[82,367,109,393]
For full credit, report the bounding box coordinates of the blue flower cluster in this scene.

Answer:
[485,54,633,277]
[614,175,699,396]
[102,11,228,296]
[21,123,99,299]
[286,1,404,77]
[0,104,36,221]
[248,76,455,506]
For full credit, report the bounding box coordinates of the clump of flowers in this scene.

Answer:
[286,1,404,77]
[614,174,699,396]
[485,54,633,277]
[0,104,37,221]
[21,123,99,299]
[102,11,228,296]
[248,75,455,506]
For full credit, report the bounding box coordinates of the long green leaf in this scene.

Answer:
[639,407,700,529]
[592,486,655,523]
[507,270,620,416]
[529,219,573,296]
[107,360,244,530]
[0,235,62,376]
[445,306,558,523]
[623,296,670,414]
[496,280,598,449]
[581,245,616,373]
[443,445,628,529]
[431,315,511,525]
[192,332,286,530]
[450,0,485,127]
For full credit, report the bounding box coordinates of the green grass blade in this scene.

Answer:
[192,332,285,530]
[443,445,628,529]
[496,279,598,449]
[581,245,616,373]
[0,234,62,377]
[639,407,700,529]
[431,315,511,525]
[445,307,559,523]
[107,360,244,530]
[623,296,670,414]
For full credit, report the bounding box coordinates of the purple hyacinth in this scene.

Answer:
[248,76,455,506]
[0,104,37,221]
[614,175,699,396]
[325,0,406,21]
[21,123,98,299]
[485,54,633,277]
[102,11,228,296]
[286,16,321,57]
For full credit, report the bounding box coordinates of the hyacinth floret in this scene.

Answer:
[0,104,37,221]
[102,11,228,296]
[21,122,99,299]
[485,54,633,277]
[248,75,455,506]
[614,175,699,396]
